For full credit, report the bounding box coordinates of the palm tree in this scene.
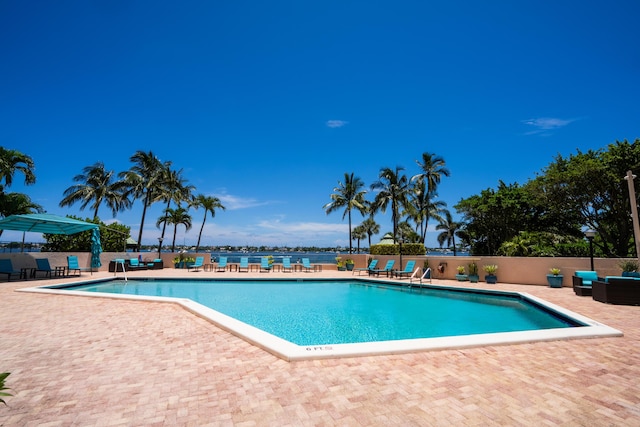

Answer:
[323,172,368,254]
[156,206,192,252]
[156,165,195,243]
[412,152,450,194]
[360,217,380,248]
[0,147,36,191]
[119,151,164,251]
[436,210,462,256]
[190,194,225,253]
[0,192,44,237]
[351,224,367,253]
[406,180,447,243]
[370,166,411,243]
[60,162,130,219]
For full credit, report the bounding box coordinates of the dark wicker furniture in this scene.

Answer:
[592,277,640,306]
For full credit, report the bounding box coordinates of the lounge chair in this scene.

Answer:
[353,259,378,276]
[281,257,293,272]
[369,260,395,277]
[216,256,227,272]
[238,257,249,272]
[572,270,601,296]
[67,255,92,276]
[260,257,272,272]
[393,260,417,278]
[301,258,316,272]
[0,259,23,281]
[35,258,56,278]
[188,256,204,272]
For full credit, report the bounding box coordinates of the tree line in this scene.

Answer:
[324,152,458,254]
[456,139,640,257]
[0,149,225,253]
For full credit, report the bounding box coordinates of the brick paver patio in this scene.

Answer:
[1,269,639,426]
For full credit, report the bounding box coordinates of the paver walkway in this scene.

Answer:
[1,269,640,426]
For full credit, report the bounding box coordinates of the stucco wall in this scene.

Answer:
[1,252,630,287]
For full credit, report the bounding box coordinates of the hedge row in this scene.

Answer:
[369,243,426,255]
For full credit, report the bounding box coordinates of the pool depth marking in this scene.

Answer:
[19,278,623,361]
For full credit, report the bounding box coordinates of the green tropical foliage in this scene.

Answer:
[0,372,11,405]
[41,216,130,252]
[0,147,35,190]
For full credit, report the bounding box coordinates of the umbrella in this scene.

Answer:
[90,228,102,269]
[0,214,98,234]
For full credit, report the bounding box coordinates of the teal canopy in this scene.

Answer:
[0,214,102,258]
[0,214,98,235]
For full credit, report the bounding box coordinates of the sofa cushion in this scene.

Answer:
[575,270,598,285]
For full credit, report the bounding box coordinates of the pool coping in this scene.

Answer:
[18,278,623,361]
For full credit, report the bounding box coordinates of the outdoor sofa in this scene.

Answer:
[592,276,640,306]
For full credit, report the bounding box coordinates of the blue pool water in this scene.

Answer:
[61,279,580,346]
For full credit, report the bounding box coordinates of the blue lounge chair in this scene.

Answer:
[302,258,316,272]
[216,256,227,272]
[281,257,293,272]
[238,257,249,272]
[370,260,395,277]
[188,256,204,272]
[35,258,56,278]
[393,260,417,278]
[260,257,272,272]
[67,255,92,276]
[0,259,23,281]
[353,259,378,276]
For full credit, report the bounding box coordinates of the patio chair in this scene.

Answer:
[216,256,228,272]
[281,257,293,272]
[393,260,417,278]
[35,258,56,278]
[369,260,395,277]
[301,258,316,272]
[67,255,92,276]
[572,270,601,296]
[353,259,378,276]
[188,256,204,272]
[260,257,272,272]
[0,259,23,281]
[238,257,249,272]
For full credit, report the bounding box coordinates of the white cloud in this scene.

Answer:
[522,117,575,135]
[216,193,270,210]
[326,119,348,128]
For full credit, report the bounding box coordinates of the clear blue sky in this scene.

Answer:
[2,1,639,249]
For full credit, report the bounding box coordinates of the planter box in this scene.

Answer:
[547,274,564,288]
[455,274,468,281]
[468,274,479,283]
[485,274,497,284]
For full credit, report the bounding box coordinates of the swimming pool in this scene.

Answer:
[23,278,622,360]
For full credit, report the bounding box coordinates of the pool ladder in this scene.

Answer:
[113,258,128,282]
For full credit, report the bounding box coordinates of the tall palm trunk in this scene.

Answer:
[196,213,207,253]
[136,196,150,252]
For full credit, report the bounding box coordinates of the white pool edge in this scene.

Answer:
[18,282,623,361]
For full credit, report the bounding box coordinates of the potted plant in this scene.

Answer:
[619,259,640,278]
[173,254,195,269]
[468,262,479,283]
[483,264,498,284]
[422,259,431,278]
[336,257,346,271]
[547,267,564,288]
[455,265,468,281]
[345,258,355,271]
